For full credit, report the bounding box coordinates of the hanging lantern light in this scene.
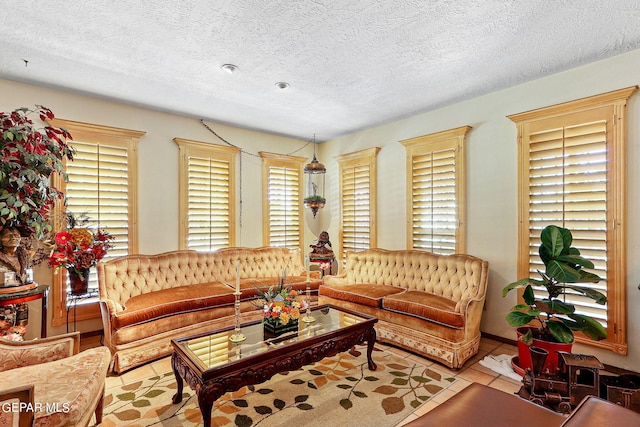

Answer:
[304,136,326,218]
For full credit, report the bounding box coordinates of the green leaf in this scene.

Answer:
[567,313,608,340]
[563,285,607,304]
[547,321,575,343]
[506,311,535,327]
[541,225,569,257]
[546,260,581,283]
[132,399,151,408]
[556,254,595,269]
[142,389,165,398]
[523,285,535,305]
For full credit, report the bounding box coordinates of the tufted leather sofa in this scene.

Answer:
[319,248,489,369]
[98,247,321,373]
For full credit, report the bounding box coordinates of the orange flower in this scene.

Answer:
[68,227,92,247]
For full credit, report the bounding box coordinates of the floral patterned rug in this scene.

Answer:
[101,345,455,427]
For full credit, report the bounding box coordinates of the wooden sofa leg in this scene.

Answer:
[94,392,105,425]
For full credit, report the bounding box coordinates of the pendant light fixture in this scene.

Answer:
[304,136,326,218]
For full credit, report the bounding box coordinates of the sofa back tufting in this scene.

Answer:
[343,249,487,311]
[99,247,307,310]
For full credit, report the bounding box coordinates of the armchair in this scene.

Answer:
[0,332,111,426]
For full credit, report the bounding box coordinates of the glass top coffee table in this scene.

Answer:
[171,304,378,427]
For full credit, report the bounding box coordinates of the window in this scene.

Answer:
[336,147,380,260]
[508,86,637,354]
[50,118,144,327]
[400,126,470,255]
[260,152,305,250]
[174,138,238,250]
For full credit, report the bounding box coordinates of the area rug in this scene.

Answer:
[101,345,456,426]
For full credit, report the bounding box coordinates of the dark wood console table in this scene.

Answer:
[171,305,377,427]
[0,284,49,338]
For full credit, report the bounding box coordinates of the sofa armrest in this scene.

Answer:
[322,272,348,287]
[0,332,79,372]
[0,385,34,427]
[561,395,640,426]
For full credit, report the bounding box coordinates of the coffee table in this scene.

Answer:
[171,304,378,427]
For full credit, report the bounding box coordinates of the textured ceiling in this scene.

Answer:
[1,1,640,141]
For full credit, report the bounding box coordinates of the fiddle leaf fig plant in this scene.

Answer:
[502,225,608,345]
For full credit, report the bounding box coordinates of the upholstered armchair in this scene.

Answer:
[0,332,111,426]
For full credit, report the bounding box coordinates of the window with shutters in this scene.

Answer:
[260,152,305,250]
[336,147,379,261]
[174,138,238,250]
[400,126,470,255]
[508,86,637,354]
[49,118,144,327]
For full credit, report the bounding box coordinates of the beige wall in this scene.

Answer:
[320,48,640,372]
[0,78,319,337]
[2,47,639,371]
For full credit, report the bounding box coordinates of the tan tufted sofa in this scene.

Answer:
[98,246,321,373]
[319,248,489,369]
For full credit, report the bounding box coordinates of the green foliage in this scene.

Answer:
[0,105,75,238]
[502,225,608,344]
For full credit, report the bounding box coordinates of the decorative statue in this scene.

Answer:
[0,227,30,285]
[309,231,333,259]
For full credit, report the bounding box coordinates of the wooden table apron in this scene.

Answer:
[171,313,377,427]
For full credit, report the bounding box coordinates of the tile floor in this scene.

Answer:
[88,336,522,426]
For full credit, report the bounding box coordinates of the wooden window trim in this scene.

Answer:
[173,138,239,250]
[259,152,305,251]
[508,86,638,355]
[400,126,471,254]
[49,118,144,327]
[336,147,380,261]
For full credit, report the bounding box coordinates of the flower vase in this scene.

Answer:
[68,268,90,296]
[264,319,299,338]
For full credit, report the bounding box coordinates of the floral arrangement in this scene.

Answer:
[47,212,114,279]
[0,318,26,341]
[0,105,75,238]
[256,272,304,326]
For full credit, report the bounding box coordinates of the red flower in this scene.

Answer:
[55,232,72,245]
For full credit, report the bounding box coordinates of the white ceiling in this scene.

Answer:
[1,1,640,141]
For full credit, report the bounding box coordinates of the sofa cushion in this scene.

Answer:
[383,290,464,329]
[319,284,405,308]
[113,282,235,328]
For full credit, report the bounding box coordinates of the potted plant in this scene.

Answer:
[502,225,607,373]
[0,105,75,239]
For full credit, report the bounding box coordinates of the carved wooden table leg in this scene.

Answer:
[171,352,184,404]
[197,382,225,427]
[366,326,378,371]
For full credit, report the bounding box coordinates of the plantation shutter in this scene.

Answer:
[527,120,608,325]
[337,148,379,261]
[174,138,238,251]
[66,141,131,260]
[266,166,301,248]
[260,152,305,251]
[342,164,371,253]
[509,86,637,353]
[186,156,231,250]
[411,148,457,254]
[400,126,470,255]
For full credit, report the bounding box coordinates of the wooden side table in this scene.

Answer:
[0,284,49,338]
